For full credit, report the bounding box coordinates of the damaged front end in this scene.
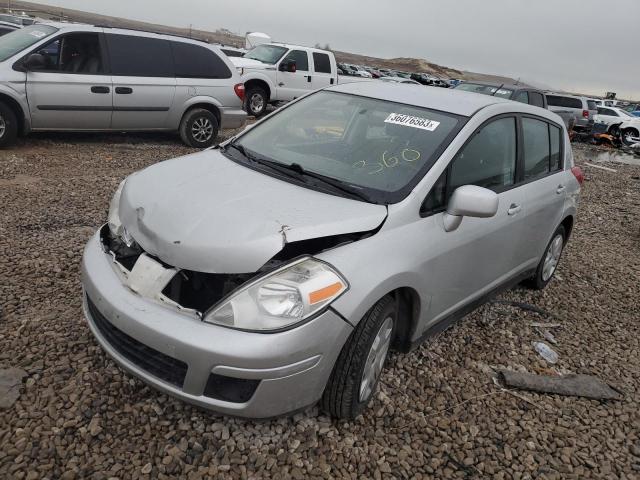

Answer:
[99,222,381,322]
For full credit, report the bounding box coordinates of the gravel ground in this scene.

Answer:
[0,131,639,480]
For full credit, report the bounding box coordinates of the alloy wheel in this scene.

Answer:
[191,117,214,143]
[542,234,563,281]
[359,316,393,402]
[249,93,264,114]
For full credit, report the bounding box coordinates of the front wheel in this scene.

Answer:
[179,108,219,148]
[0,101,18,148]
[320,295,396,419]
[526,225,565,290]
[244,87,268,117]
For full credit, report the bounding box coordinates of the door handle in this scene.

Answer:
[278,82,284,87]
[556,184,566,194]
[115,87,133,94]
[507,203,522,216]
[306,75,311,83]
[90,86,110,94]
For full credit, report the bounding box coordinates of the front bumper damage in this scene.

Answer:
[81,231,353,418]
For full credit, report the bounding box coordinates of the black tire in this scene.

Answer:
[244,86,268,117]
[608,124,621,137]
[179,108,219,148]
[0,101,18,148]
[621,128,639,147]
[525,225,566,290]
[320,295,396,419]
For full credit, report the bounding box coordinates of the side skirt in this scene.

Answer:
[406,268,536,352]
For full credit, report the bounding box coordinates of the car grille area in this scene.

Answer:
[86,295,188,389]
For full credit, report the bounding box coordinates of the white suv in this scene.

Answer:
[0,24,247,147]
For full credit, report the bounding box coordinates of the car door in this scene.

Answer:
[106,33,176,130]
[418,116,530,327]
[310,51,336,90]
[26,31,112,130]
[519,117,566,265]
[276,49,311,101]
[596,107,619,126]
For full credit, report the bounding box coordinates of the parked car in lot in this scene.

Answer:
[82,82,581,419]
[231,43,338,116]
[218,45,246,58]
[380,76,421,85]
[546,93,597,131]
[594,106,640,145]
[0,20,20,36]
[0,13,35,26]
[455,81,547,108]
[0,23,246,147]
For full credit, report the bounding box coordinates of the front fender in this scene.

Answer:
[240,72,277,98]
[0,83,31,133]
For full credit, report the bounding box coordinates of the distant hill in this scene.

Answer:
[10,0,518,83]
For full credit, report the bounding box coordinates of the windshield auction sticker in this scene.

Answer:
[384,113,440,131]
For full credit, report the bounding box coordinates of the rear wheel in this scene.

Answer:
[179,108,218,148]
[621,128,639,146]
[526,225,565,290]
[0,101,18,148]
[244,87,268,117]
[321,295,396,419]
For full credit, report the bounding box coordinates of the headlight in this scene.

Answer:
[107,179,126,237]
[204,257,348,331]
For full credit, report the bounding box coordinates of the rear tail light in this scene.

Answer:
[582,109,589,118]
[234,83,245,101]
[571,166,584,185]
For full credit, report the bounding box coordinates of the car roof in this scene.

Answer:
[328,81,512,116]
[460,80,537,91]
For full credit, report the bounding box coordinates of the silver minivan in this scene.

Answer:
[546,93,597,131]
[82,83,582,418]
[0,24,246,147]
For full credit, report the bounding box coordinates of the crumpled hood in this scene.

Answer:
[119,150,387,273]
[229,57,269,69]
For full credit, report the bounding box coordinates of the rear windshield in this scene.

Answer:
[587,100,597,110]
[0,25,58,62]
[455,83,513,99]
[229,90,464,203]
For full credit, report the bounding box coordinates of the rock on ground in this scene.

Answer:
[1,132,639,479]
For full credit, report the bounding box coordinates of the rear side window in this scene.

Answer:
[514,91,529,104]
[313,52,332,73]
[282,49,308,71]
[522,118,550,180]
[450,117,517,192]
[549,125,561,171]
[546,95,582,109]
[107,34,173,77]
[530,92,545,108]
[171,41,231,78]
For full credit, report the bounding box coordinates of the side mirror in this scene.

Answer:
[23,53,46,71]
[279,60,296,73]
[443,185,498,232]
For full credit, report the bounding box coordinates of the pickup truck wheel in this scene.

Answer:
[525,225,565,290]
[320,295,396,419]
[245,87,267,117]
[621,128,639,146]
[0,101,18,148]
[179,108,219,148]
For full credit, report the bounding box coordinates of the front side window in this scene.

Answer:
[106,34,173,77]
[522,118,550,180]
[281,49,308,71]
[313,52,331,73]
[243,44,287,64]
[31,33,104,74]
[227,90,463,203]
[450,117,517,192]
[171,41,231,79]
[0,24,57,62]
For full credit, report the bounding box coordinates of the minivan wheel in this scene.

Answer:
[0,101,18,148]
[179,108,219,148]
[320,295,396,419]
[526,225,566,290]
[244,87,267,117]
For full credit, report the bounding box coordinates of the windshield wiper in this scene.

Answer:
[224,142,371,203]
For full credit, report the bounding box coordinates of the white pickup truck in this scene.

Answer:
[229,43,341,117]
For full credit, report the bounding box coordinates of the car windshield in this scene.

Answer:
[243,44,287,64]
[227,90,463,203]
[0,24,57,62]
[619,109,634,118]
[455,83,514,99]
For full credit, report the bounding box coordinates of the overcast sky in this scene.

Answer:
[34,0,640,99]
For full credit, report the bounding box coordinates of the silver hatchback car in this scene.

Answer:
[82,83,582,418]
[0,23,246,147]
